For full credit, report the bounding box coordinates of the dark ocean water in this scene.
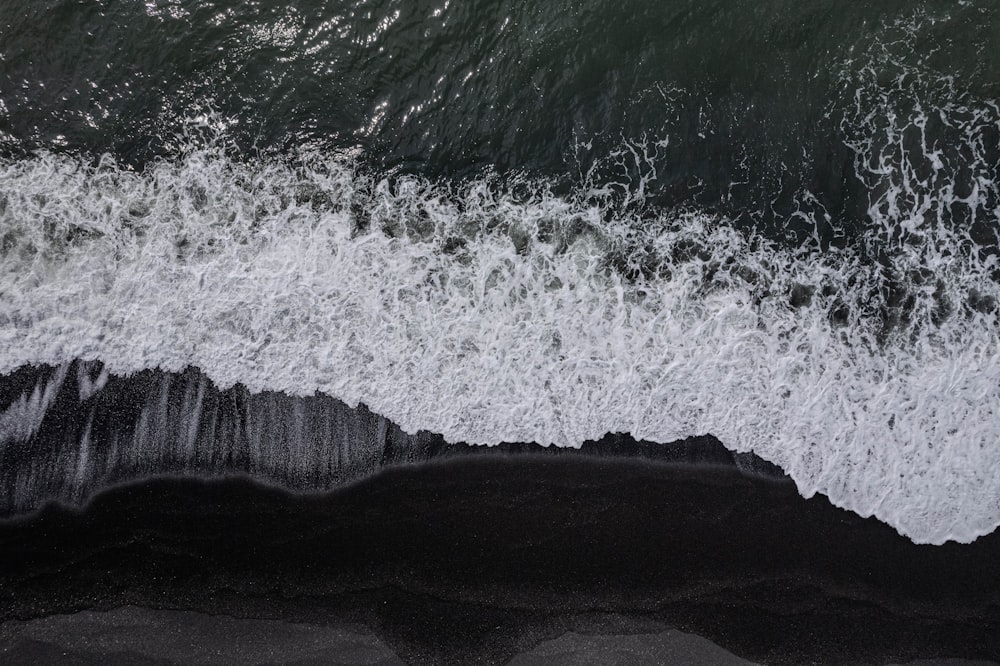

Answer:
[1,0,1000,545]
[2,0,996,224]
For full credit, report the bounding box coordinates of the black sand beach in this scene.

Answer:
[2,456,999,665]
[4,2,1000,663]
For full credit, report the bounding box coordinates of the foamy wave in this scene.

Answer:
[2,41,1000,543]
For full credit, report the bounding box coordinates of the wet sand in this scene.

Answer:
[1,456,999,664]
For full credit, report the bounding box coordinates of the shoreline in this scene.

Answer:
[2,456,998,664]
[0,360,788,520]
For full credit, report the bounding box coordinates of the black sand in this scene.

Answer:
[2,456,999,665]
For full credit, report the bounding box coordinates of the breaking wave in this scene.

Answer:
[2,31,1000,544]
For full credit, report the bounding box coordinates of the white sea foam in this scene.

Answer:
[2,35,999,543]
[0,364,69,445]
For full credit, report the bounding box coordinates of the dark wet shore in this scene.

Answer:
[2,456,999,665]
[0,361,785,518]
